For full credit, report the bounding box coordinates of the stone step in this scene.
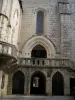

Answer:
[0,96,74,100]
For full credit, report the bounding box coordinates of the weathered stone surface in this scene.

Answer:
[0,96,74,100]
[0,0,75,97]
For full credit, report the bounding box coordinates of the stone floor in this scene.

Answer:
[0,96,74,100]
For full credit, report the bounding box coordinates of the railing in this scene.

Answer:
[19,58,75,70]
[0,41,18,58]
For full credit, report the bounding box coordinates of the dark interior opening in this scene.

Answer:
[70,78,75,96]
[31,45,47,58]
[12,71,24,95]
[30,71,46,95]
[52,72,64,95]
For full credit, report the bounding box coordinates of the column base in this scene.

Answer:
[27,88,30,95]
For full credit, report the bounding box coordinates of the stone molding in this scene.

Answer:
[22,36,56,58]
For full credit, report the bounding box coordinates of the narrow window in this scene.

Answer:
[36,11,44,34]
[0,0,3,13]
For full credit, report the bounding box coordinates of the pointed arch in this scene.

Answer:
[30,71,46,95]
[31,44,47,58]
[12,71,25,94]
[22,36,56,58]
[52,71,64,95]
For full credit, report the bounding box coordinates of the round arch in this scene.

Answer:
[30,71,46,95]
[36,8,46,13]
[34,7,48,16]
[22,36,56,58]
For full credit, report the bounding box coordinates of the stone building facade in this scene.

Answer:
[0,0,75,97]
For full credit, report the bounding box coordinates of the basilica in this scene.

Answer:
[0,0,75,97]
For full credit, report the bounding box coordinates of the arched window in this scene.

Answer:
[36,11,44,34]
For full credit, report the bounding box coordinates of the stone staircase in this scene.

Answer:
[0,96,74,100]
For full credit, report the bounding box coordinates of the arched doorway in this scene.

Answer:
[70,78,75,96]
[52,72,64,95]
[31,45,47,58]
[12,71,24,94]
[30,71,46,95]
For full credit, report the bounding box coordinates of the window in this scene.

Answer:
[0,0,3,13]
[36,11,44,34]
[58,2,71,14]
[33,77,39,87]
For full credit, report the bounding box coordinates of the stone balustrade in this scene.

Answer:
[19,58,75,70]
[0,41,17,58]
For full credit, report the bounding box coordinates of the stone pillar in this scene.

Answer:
[26,68,31,95]
[26,74,30,95]
[27,81,30,95]
[1,73,8,96]
[0,70,3,96]
[64,76,70,95]
[24,75,26,95]
[7,73,12,95]
[46,77,52,96]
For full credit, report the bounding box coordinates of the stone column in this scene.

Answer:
[26,68,31,95]
[64,76,70,95]
[27,78,30,95]
[24,75,26,95]
[46,77,52,96]
[7,73,12,95]
[0,70,3,96]
[1,73,8,96]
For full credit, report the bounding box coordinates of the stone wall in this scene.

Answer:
[19,0,61,56]
[0,71,3,96]
[7,67,74,96]
[0,0,75,60]
[9,0,22,49]
[0,0,22,50]
[0,0,3,13]
[1,73,8,96]
[18,0,75,61]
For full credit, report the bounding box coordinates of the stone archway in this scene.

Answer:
[30,71,46,95]
[52,72,64,95]
[31,44,47,58]
[12,71,25,95]
[22,36,56,58]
